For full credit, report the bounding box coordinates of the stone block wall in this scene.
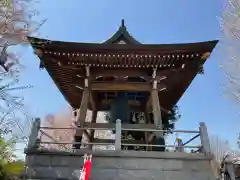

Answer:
[24,149,216,180]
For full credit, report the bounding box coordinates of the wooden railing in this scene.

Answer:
[27,118,211,155]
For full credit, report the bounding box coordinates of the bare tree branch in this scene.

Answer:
[0,0,45,147]
[209,135,240,179]
[221,0,240,113]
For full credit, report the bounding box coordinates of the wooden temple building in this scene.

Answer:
[28,20,218,151]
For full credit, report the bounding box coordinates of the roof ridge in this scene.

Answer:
[103,19,141,44]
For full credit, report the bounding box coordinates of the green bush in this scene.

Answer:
[0,138,24,180]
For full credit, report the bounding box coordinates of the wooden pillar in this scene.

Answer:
[151,68,163,138]
[74,88,89,149]
[115,119,122,151]
[28,118,40,149]
[144,110,150,150]
[226,163,236,180]
[199,122,211,155]
[89,110,98,149]
[74,66,91,149]
[151,90,162,128]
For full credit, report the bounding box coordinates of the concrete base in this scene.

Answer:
[24,148,216,180]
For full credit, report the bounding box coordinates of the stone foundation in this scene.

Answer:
[24,149,216,180]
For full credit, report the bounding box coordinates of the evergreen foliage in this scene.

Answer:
[0,136,24,180]
[161,105,181,134]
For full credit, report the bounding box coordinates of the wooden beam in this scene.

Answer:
[91,75,166,82]
[92,139,145,145]
[92,69,148,77]
[141,76,167,82]
[91,81,166,91]
[96,104,144,112]
[82,122,163,131]
[101,99,141,107]
[92,82,150,91]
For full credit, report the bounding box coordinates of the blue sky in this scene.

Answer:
[16,0,240,149]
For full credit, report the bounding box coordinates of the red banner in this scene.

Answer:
[79,155,92,180]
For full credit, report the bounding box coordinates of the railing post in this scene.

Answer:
[199,122,211,155]
[226,162,236,180]
[115,119,122,151]
[27,118,41,149]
